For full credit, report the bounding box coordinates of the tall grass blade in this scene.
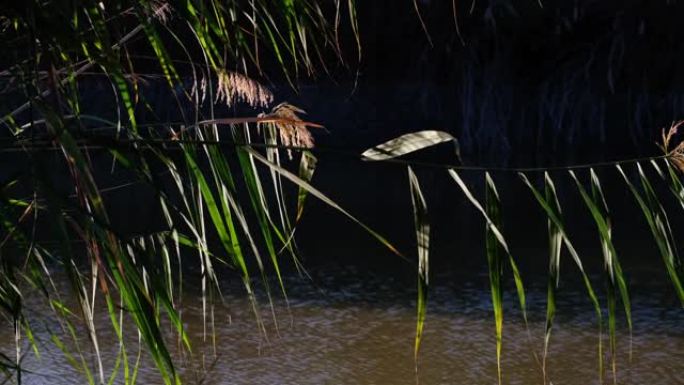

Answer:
[408,166,429,368]
[449,170,527,384]
[520,172,603,383]
[617,164,684,304]
[651,159,684,211]
[246,147,402,257]
[570,169,631,383]
[297,150,318,222]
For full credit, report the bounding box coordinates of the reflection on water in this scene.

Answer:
[1,264,682,385]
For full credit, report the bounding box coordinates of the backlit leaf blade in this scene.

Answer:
[449,170,527,384]
[408,166,429,366]
[361,130,460,161]
[570,169,632,382]
[520,172,603,382]
[617,164,684,305]
[246,147,403,258]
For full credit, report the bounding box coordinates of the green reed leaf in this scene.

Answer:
[449,170,527,384]
[617,164,684,304]
[408,166,429,366]
[570,169,631,382]
[362,130,460,161]
[520,172,603,382]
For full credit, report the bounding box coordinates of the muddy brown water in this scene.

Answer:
[0,260,682,385]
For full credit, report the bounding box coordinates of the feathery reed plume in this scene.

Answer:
[216,69,274,108]
[151,1,172,24]
[267,103,315,159]
[660,120,684,172]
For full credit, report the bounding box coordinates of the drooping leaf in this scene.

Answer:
[520,172,603,382]
[246,147,403,258]
[297,150,318,222]
[408,166,429,366]
[617,164,684,304]
[651,159,684,211]
[362,130,460,161]
[449,170,527,384]
[570,168,631,382]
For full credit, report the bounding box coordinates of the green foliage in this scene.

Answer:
[0,1,367,383]
[1,1,684,382]
[570,169,631,383]
[366,130,684,384]
[617,164,684,303]
[449,170,527,385]
[408,166,429,367]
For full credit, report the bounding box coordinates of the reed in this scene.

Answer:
[2,2,684,385]
[363,127,684,385]
[0,1,368,384]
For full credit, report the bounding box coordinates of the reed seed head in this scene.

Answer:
[660,120,684,172]
[216,69,274,108]
[268,102,315,159]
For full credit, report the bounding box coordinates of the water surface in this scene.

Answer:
[2,262,682,385]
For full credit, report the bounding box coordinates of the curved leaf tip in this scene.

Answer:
[362,130,460,161]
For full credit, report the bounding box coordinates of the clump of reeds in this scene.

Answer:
[363,128,684,385]
[0,1,365,384]
[3,2,684,385]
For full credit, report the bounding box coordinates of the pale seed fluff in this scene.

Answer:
[151,1,172,24]
[661,120,684,173]
[269,103,315,159]
[216,69,274,109]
